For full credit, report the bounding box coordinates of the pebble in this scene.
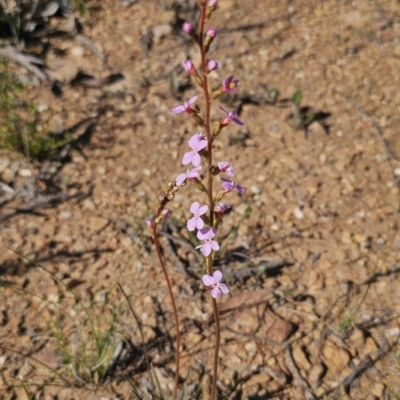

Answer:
[250,185,261,194]
[322,340,351,370]
[263,313,296,342]
[308,363,325,388]
[292,346,311,370]
[0,157,10,174]
[294,207,304,219]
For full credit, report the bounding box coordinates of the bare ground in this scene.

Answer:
[1,0,400,399]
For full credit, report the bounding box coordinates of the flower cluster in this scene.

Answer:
[149,0,246,299]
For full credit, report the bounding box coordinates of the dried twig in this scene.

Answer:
[0,46,48,81]
[0,185,93,222]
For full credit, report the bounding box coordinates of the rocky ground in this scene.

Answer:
[1,0,400,399]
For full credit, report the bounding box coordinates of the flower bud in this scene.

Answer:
[206,28,217,38]
[204,28,217,53]
[215,190,225,202]
[211,88,222,100]
[161,209,169,217]
[207,60,218,73]
[146,219,153,227]
[182,22,194,34]
[183,59,195,74]
[196,181,207,192]
[208,0,218,7]
[192,113,205,127]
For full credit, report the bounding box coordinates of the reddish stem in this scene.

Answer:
[151,222,180,398]
[198,3,220,399]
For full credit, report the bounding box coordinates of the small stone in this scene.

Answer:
[186,332,203,346]
[59,211,72,219]
[0,157,10,174]
[393,43,400,57]
[308,363,325,388]
[341,231,352,245]
[246,373,272,386]
[322,340,351,370]
[71,46,84,56]
[266,357,276,366]
[263,313,296,342]
[292,346,311,370]
[88,216,108,231]
[372,383,385,397]
[152,24,173,44]
[307,270,325,290]
[250,185,261,194]
[294,207,304,219]
[354,234,367,244]
[348,329,365,348]
[365,337,378,352]
[2,168,15,183]
[82,199,96,210]
[319,259,333,270]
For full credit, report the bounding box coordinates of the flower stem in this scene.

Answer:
[211,297,220,400]
[151,223,180,398]
[198,3,220,399]
[199,2,215,226]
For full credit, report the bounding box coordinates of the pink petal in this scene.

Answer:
[219,284,229,294]
[188,135,202,149]
[171,105,185,113]
[195,140,208,152]
[213,270,222,282]
[211,287,221,298]
[182,152,194,165]
[187,95,198,105]
[195,218,204,230]
[187,217,196,231]
[176,173,186,186]
[197,229,207,240]
[198,205,208,215]
[190,201,200,213]
[201,243,212,256]
[202,274,216,286]
[210,241,219,251]
[191,153,201,167]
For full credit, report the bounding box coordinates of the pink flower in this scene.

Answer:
[187,201,208,231]
[206,28,217,38]
[218,161,235,177]
[183,60,195,74]
[202,270,229,298]
[196,227,219,256]
[221,178,245,194]
[176,166,201,187]
[207,60,218,72]
[171,95,198,114]
[220,107,244,126]
[182,133,208,167]
[182,22,194,34]
[222,75,240,94]
[215,202,230,214]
